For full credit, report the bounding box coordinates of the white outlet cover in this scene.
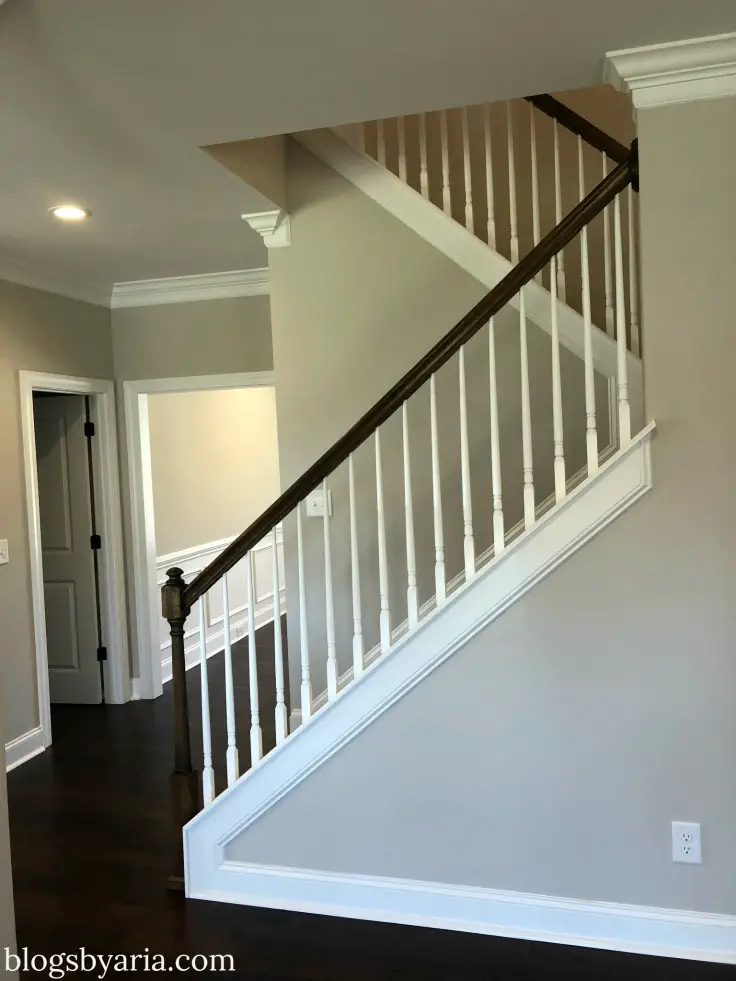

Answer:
[0,539,8,565]
[672,821,702,864]
[304,489,332,518]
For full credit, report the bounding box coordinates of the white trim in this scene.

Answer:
[5,727,45,772]
[185,427,656,909]
[605,33,736,109]
[189,861,736,964]
[123,371,277,701]
[241,211,291,249]
[304,440,618,720]
[111,268,270,308]
[155,531,284,684]
[296,127,643,425]
[19,372,130,750]
[0,253,110,307]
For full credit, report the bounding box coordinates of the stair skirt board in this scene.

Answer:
[187,862,736,965]
[296,127,643,432]
[185,427,656,931]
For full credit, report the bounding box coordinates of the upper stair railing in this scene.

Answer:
[162,105,639,887]
[337,94,639,352]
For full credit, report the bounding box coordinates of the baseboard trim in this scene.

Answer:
[190,861,736,964]
[5,726,45,772]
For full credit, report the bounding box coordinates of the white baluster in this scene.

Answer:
[198,596,215,806]
[296,506,312,723]
[402,403,419,628]
[519,287,535,527]
[430,374,446,604]
[221,572,239,786]
[549,255,566,501]
[488,317,505,555]
[376,118,386,168]
[348,454,364,676]
[628,186,640,357]
[578,140,598,477]
[507,101,519,263]
[397,117,407,184]
[483,105,496,249]
[245,551,262,764]
[271,528,287,744]
[553,119,566,301]
[461,106,473,233]
[458,346,475,579]
[614,194,631,445]
[375,428,391,652]
[323,478,338,700]
[440,110,451,215]
[530,104,540,261]
[419,114,429,199]
[602,154,614,336]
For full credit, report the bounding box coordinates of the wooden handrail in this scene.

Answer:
[183,145,637,608]
[525,94,630,168]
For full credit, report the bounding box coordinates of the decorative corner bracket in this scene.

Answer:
[241,209,291,249]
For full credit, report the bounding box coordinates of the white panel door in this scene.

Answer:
[34,395,102,704]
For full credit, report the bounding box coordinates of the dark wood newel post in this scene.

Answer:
[162,567,200,891]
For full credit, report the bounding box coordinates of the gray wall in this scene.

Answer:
[0,281,112,745]
[270,139,609,705]
[111,294,272,380]
[228,98,736,915]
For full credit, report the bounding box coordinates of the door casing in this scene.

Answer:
[20,371,129,749]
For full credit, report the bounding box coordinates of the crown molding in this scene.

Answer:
[110,267,270,309]
[0,253,110,307]
[241,209,291,248]
[605,32,736,109]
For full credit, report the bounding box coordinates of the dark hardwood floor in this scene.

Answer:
[6,619,732,979]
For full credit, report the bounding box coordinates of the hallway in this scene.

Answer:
[6,621,731,979]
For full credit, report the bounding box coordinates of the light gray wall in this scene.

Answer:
[270,139,609,705]
[0,280,112,745]
[227,98,736,915]
[111,294,272,381]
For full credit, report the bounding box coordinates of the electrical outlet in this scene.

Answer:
[672,821,702,864]
[0,539,8,565]
[304,489,332,518]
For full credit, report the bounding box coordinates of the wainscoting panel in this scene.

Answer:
[157,528,284,684]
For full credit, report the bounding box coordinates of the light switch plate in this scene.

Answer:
[304,489,332,518]
[0,539,8,565]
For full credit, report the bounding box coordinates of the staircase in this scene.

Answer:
[161,94,657,952]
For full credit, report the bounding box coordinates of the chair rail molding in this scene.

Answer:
[241,210,291,249]
[605,32,736,109]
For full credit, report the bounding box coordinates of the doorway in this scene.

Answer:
[33,393,104,704]
[20,372,129,751]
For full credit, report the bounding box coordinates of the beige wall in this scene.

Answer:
[111,294,272,381]
[148,387,280,556]
[0,281,112,745]
[230,96,736,915]
[270,139,609,705]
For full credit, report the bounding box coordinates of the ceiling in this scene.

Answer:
[1,0,735,301]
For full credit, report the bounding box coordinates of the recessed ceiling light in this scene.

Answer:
[49,205,90,222]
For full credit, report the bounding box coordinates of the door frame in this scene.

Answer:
[20,371,130,747]
[122,371,276,701]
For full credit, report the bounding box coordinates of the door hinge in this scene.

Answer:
[84,420,95,438]
[90,534,102,550]
[96,646,108,662]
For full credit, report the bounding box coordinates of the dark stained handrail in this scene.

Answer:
[525,94,630,168]
[183,145,637,608]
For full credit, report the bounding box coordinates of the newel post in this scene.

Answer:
[162,567,200,891]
